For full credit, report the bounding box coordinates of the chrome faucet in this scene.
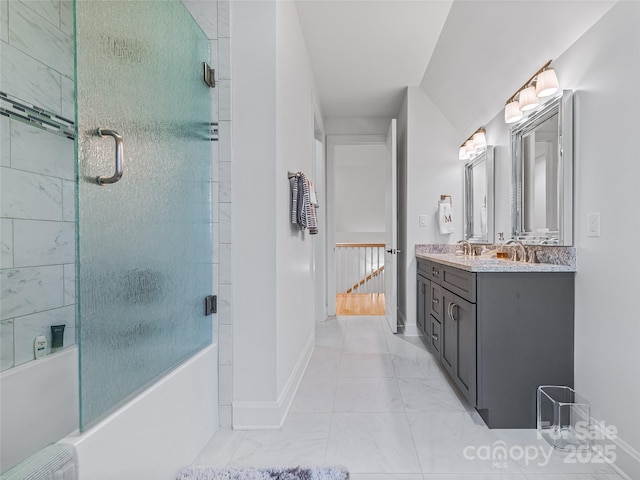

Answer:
[457,240,480,256]
[505,239,527,262]
[457,240,472,256]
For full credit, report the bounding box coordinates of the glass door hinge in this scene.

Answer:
[203,62,216,88]
[205,295,217,315]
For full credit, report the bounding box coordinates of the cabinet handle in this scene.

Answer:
[432,334,439,341]
[432,298,439,305]
[448,302,458,321]
[432,268,440,276]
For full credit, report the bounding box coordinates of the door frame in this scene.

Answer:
[312,99,327,323]
[326,134,386,316]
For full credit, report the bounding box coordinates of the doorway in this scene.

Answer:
[327,135,387,317]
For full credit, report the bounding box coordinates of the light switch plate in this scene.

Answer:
[587,212,600,237]
[419,215,428,227]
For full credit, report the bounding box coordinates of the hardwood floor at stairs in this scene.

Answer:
[335,293,385,316]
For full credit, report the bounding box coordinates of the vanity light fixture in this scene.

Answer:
[504,60,560,124]
[519,86,539,112]
[505,100,523,124]
[458,127,486,161]
[465,139,475,154]
[473,130,487,150]
[535,68,559,97]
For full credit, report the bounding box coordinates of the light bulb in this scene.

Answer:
[473,130,486,150]
[505,100,523,124]
[465,139,475,154]
[519,86,539,111]
[536,68,559,98]
[459,146,470,161]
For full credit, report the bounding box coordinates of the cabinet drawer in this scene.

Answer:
[417,258,430,277]
[429,263,443,282]
[430,283,443,320]
[430,315,441,356]
[441,265,476,303]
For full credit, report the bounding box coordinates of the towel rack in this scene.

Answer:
[440,194,452,205]
[288,170,301,179]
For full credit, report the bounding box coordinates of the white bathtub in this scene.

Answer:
[0,347,79,473]
[60,344,218,480]
[1,344,218,479]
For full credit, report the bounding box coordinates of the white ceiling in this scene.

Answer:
[420,0,617,137]
[295,0,453,118]
[295,0,616,135]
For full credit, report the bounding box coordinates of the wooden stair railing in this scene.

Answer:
[345,265,384,294]
[335,243,385,295]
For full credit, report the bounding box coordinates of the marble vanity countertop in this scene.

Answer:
[416,252,575,272]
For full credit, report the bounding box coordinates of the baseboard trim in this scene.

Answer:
[591,418,640,480]
[232,334,314,430]
[401,310,419,336]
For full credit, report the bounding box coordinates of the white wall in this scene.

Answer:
[274,0,318,403]
[400,86,463,333]
[231,0,318,428]
[324,117,390,136]
[334,144,386,244]
[546,3,640,474]
[231,0,278,415]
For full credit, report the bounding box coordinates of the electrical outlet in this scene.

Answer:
[587,212,600,237]
[419,215,428,227]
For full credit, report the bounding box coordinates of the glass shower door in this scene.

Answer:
[75,0,213,429]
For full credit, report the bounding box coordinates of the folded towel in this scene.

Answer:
[309,180,319,208]
[290,174,299,225]
[290,172,319,234]
[304,176,318,235]
[438,201,454,235]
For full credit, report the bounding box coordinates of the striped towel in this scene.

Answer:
[290,172,318,234]
[290,174,299,225]
[305,177,318,235]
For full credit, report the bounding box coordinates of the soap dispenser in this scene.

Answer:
[496,232,508,259]
[34,336,47,359]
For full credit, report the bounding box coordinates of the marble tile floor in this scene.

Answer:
[194,316,624,480]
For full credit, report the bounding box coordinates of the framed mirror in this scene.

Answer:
[464,146,494,243]
[511,91,573,245]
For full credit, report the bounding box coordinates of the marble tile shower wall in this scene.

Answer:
[183,0,233,428]
[0,0,76,371]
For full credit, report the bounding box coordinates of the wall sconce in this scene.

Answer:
[458,127,486,161]
[504,60,560,123]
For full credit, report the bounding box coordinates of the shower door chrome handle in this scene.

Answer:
[96,128,123,185]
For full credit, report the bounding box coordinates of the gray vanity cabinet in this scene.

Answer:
[442,289,476,406]
[429,316,441,356]
[416,259,431,340]
[416,256,574,428]
[416,260,443,358]
[429,283,442,319]
[416,274,428,335]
